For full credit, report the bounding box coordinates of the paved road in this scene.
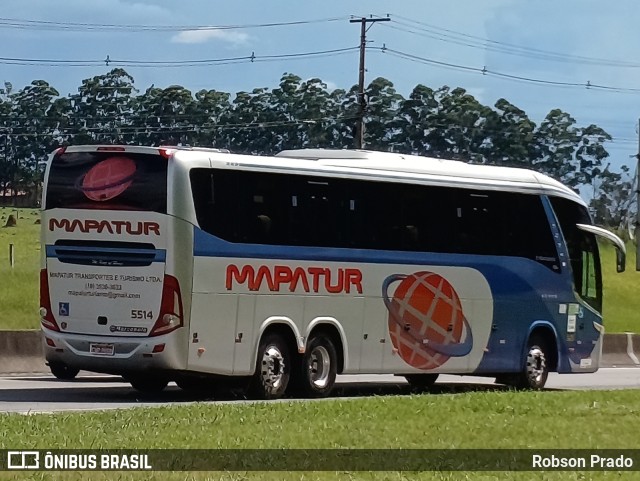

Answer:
[1,368,639,414]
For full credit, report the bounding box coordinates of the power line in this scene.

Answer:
[0,16,348,32]
[0,113,361,134]
[0,47,359,68]
[387,15,640,69]
[380,47,640,94]
[3,42,639,96]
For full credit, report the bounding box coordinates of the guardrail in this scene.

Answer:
[0,331,638,375]
[0,330,47,374]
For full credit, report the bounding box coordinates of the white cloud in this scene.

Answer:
[171,29,250,45]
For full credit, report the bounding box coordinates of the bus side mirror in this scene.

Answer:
[576,223,626,274]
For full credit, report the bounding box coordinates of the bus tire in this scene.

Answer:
[49,362,80,380]
[404,373,439,391]
[514,334,550,390]
[293,334,338,398]
[249,333,291,400]
[127,375,169,394]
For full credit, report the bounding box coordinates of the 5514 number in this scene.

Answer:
[131,310,153,320]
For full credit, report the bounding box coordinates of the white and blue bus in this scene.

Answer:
[40,145,625,398]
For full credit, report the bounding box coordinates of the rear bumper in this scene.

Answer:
[41,327,186,374]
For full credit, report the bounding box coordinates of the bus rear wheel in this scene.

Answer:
[292,334,338,398]
[514,334,550,390]
[249,333,291,400]
[49,362,80,380]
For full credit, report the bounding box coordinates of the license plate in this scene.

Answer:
[90,343,115,356]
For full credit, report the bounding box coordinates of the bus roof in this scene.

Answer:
[275,149,576,199]
[274,149,582,205]
[55,145,585,206]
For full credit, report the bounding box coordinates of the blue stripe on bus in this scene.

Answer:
[46,245,166,263]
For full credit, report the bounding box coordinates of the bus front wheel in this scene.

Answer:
[249,333,291,400]
[293,334,338,398]
[514,334,550,390]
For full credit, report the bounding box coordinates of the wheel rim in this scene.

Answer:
[526,346,546,385]
[308,345,331,389]
[261,345,285,392]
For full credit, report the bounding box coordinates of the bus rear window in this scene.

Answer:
[45,151,167,213]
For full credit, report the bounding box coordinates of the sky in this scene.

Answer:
[2,0,640,180]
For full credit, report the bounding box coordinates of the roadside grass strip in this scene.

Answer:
[0,208,40,330]
[0,390,640,480]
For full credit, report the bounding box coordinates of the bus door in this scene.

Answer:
[549,197,603,368]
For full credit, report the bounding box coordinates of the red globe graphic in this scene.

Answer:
[385,272,471,370]
[80,157,136,201]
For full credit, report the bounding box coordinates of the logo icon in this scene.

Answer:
[58,302,69,317]
[7,451,39,470]
[383,271,473,370]
[77,157,137,202]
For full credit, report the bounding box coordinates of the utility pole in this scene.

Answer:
[636,117,640,270]
[350,16,389,150]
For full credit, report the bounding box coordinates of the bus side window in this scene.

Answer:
[455,192,497,255]
[190,169,238,241]
[290,177,358,248]
[571,234,599,306]
[582,248,598,300]
[236,173,288,245]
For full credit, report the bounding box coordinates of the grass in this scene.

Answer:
[0,390,639,480]
[600,242,639,333]
[0,207,639,332]
[0,207,40,330]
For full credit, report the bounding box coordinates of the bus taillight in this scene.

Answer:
[40,269,60,332]
[158,148,176,159]
[150,274,184,336]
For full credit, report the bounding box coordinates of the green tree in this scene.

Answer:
[532,109,612,190]
[391,84,439,154]
[271,74,345,150]
[68,68,137,145]
[483,98,536,167]
[427,86,493,163]
[131,85,197,146]
[0,82,13,201]
[192,88,231,148]
[7,80,61,204]
[590,165,635,233]
[363,77,403,151]
[219,87,281,154]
